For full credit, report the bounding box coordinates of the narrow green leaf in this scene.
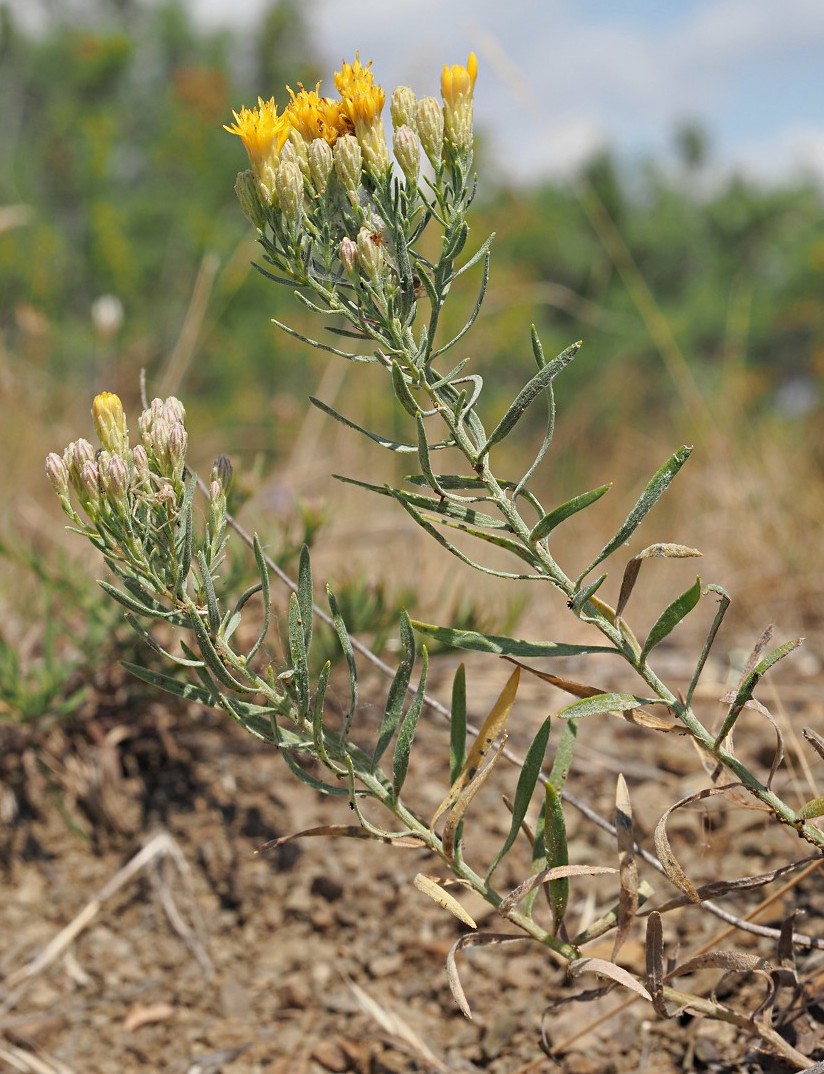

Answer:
[513,378,554,500]
[486,717,551,881]
[272,318,377,361]
[616,543,703,618]
[576,445,693,584]
[392,360,420,416]
[197,550,220,634]
[686,584,730,706]
[327,584,358,739]
[714,637,803,747]
[337,475,507,528]
[640,577,702,661]
[525,800,547,917]
[416,413,448,498]
[297,544,313,656]
[311,660,344,774]
[287,591,309,715]
[478,341,582,458]
[410,621,619,658]
[188,606,256,693]
[544,783,569,931]
[121,661,215,704]
[124,613,205,667]
[372,611,416,767]
[530,324,545,368]
[392,646,429,796]
[530,484,612,543]
[432,249,491,359]
[98,579,176,620]
[279,742,352,797]
[246,534,271,663]
[570,573,608,616]
[310,396,437,453]
[450,663,467,784]
[557,693,649,720]
[548,719,578,793]
[178,475,196,587]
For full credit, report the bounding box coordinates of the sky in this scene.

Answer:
[19,0,824,186]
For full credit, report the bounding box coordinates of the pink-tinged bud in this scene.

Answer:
[211,455,233,492]
[209,480,223,504]
[91,391,129,455]
[356,226,385,282]
[80,460,101,507]
[333,134,362,193]
[163,397,186,425]
[167,421,188,479]
[308,138,334,194]
[275,159,304,226]
[45,452,70,496]
[99,452,130,499]
[132,444,150,482]
[390,85,417,132]
[65,439,95,490]
[339,236,358,276]
[393,124,420,182]
[416,96,444,166]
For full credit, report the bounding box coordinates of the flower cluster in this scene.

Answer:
[225,53,478,352]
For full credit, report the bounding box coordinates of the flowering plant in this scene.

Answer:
[46,53,824,1067]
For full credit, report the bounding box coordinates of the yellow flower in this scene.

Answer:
[286,85,349,146]
[441,52,478,152]
[92,391,129,456]
[335,56,389,175]
[224,97,290,179]
[334,54,375,97]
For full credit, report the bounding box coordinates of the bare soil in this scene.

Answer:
[2,642,824,1074]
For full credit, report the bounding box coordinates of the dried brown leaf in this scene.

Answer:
[645,912,669,1017]
[568,957,652,1001]
[500,865,617,916]
[413,873,477,929]
[613,774,638,960]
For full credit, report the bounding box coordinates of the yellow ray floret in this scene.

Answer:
[441,52,478,151]
[224,97,290,176]
[334,53,375,97]
[286,84,350,145]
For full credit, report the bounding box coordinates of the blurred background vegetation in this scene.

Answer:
[2,0,822,723]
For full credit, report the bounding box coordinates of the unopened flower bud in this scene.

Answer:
[92,391,129,455]
[211,455,233,492]
[416,96,444,166]
[276,159,304,226]
[209,480,223,504]
[333,134,362,193]
[100,452,130,500]
[167,421,188,479]
[390,85,417,132]
[393,124,420,182]
[80,460,101,508]
[45,452,70,497]
[442,52,478,153]
[339,236,358,276]
[163,396,186,425]
[286,129,310,177]
[132,444,150,483]
[235,169,267,228]
[356,226,385,282]
[65,439,95,490]
[308,138,334,194]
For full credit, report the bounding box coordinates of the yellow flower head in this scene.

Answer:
[335,56,389,175]
[224,97,290,179]
[334,53,375,97]
[286,84,349,146]
[92,391,129,456]
[441,52,478,152]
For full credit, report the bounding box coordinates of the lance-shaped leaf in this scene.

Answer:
[122,661,215,706]
[297,544,313,656]
[486,717,551,881]
[613,773,639,961]
[576,445,693,585]
[713,637,802,749]
[796,797,824,820]
[513,377,554,500]
[615,542,703,618]
[246,534,271,663]
[529,484,612,543]
[450,663,467,784]
[372,611,417,767]
[177,474,196,587]
[411,622,619,659]
[311,395,452,453]
[640,576,702,662]
[99,579,178,620]
[335,475,508,529]
[686,583,729,706]
[568,958,652,1002]
[287,591,309,715]
[327,585,358,739]
[431,246,491,359]
[431,666,520,828]
[392,359,420,417]
[477,341,582,459]
[543,782,569,931]
[311,659,343,774]
[557,693,652,720]
[392,646,429,796]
